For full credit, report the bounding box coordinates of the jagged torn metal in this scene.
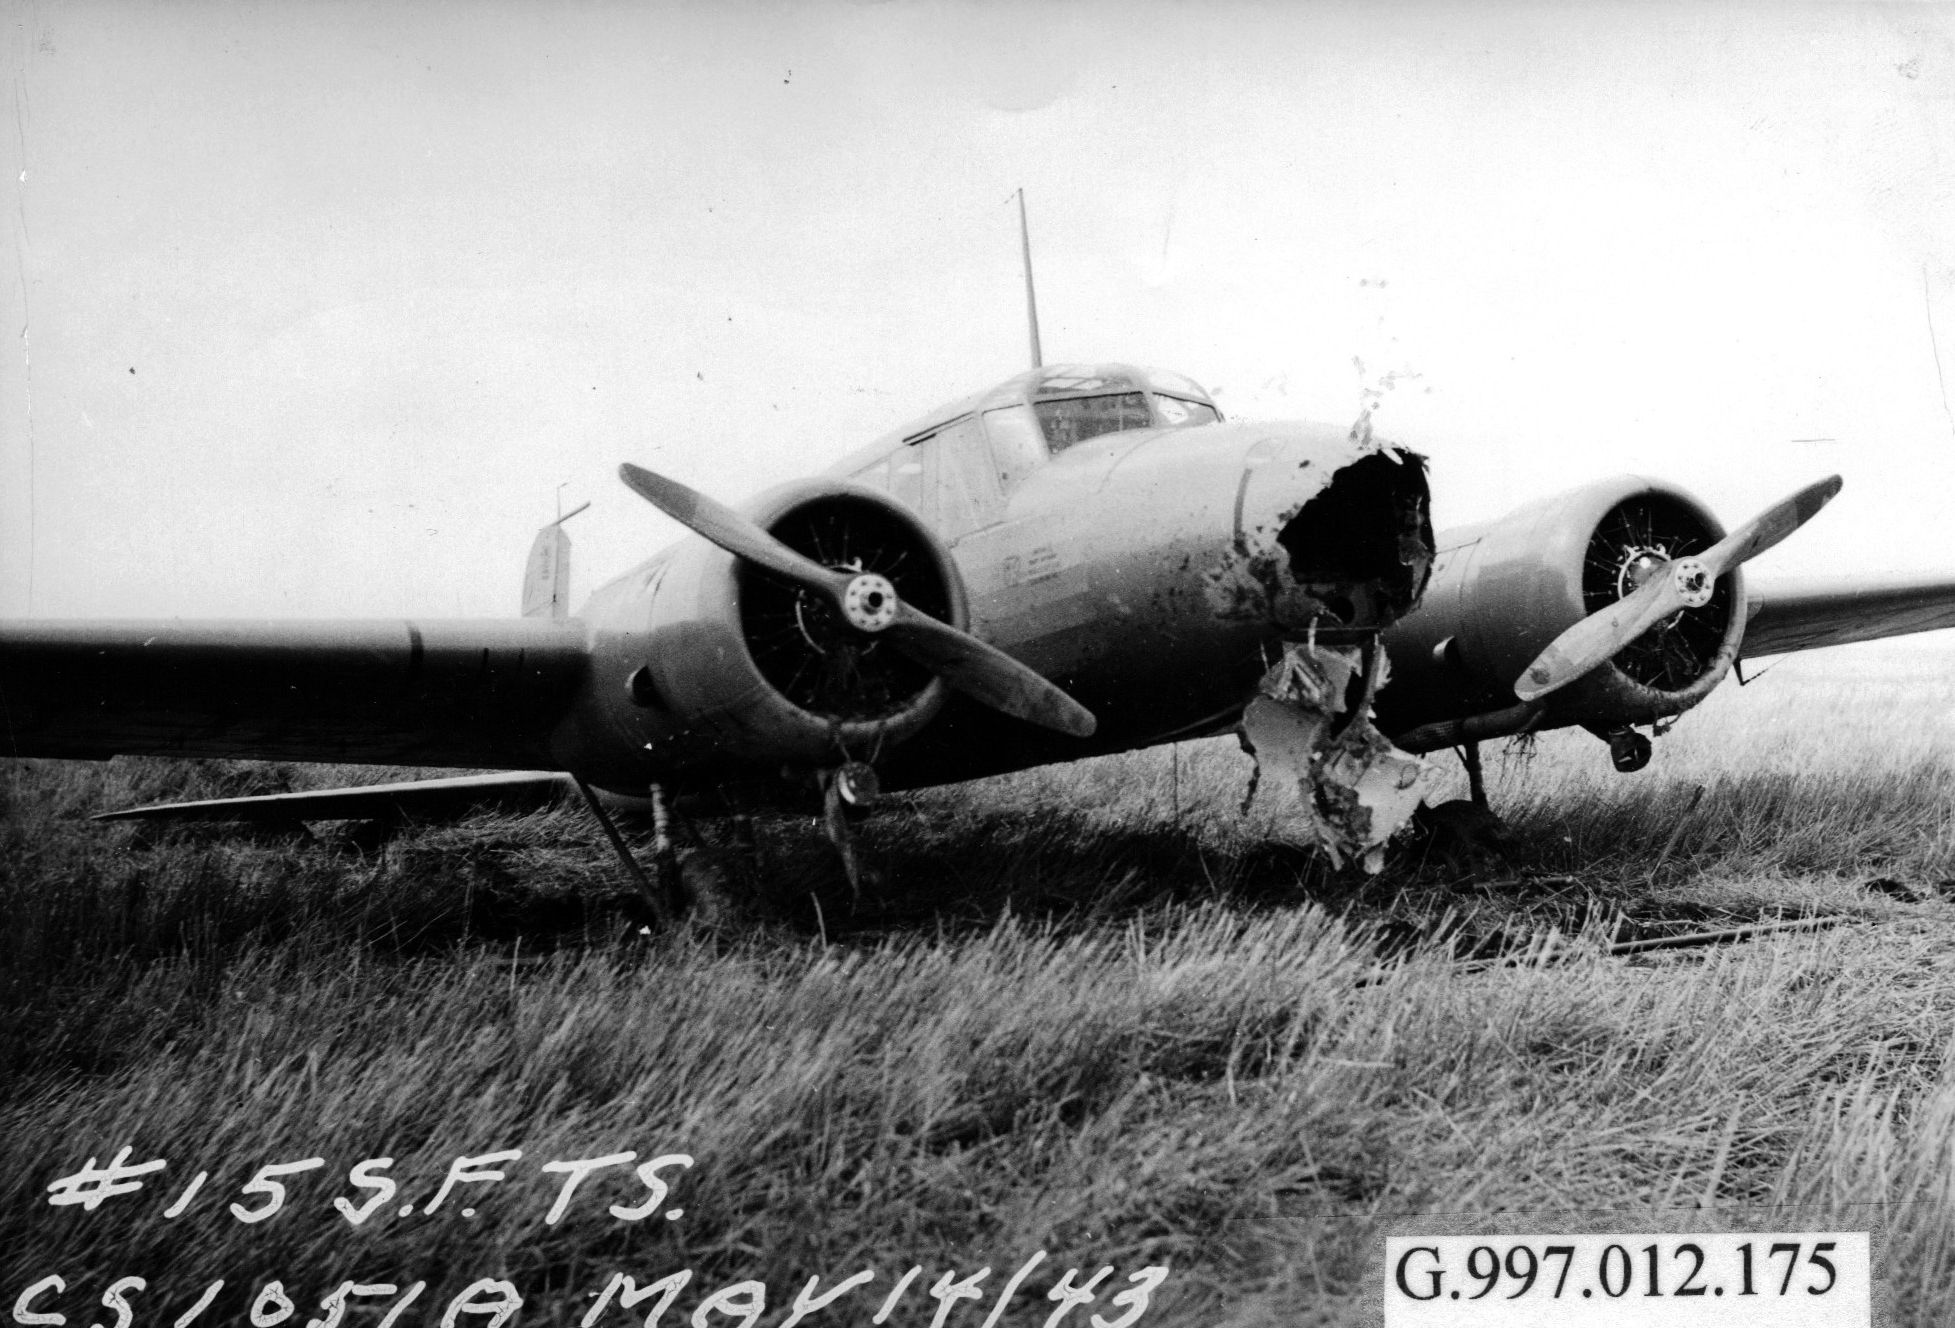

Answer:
[1203,439,1432,634]
[1238,640,1440,873]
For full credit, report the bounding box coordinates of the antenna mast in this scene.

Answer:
[1016,188,1044,369]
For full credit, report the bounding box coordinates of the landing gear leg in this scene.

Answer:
[730,812,764,879]
[1461,741,1487,809]
[648,782,703,917]
[573,775,675,929]
[819,761,881,905]
[1417,743,1515,868]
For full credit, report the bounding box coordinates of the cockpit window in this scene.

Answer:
[1035,392,1152,452]
[1149,395,1212,426]
[984,405,1048,489]
[1154,395,1220,428]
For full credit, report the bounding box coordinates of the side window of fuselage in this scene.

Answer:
[927,415,1002,540]
[984,404,1048,490]
[876,416,1003,541]
[889,442,930,513]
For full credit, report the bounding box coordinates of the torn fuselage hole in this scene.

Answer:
[1277,452,1434,627]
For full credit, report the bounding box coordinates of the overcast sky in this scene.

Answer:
[3,1,1951,620]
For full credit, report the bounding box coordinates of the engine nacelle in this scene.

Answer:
[1376,475,1746,741]
[556,479,966,789]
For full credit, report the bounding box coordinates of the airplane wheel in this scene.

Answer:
[1607,727,1653,772]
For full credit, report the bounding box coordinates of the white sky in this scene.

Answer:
[3,1,1952,620]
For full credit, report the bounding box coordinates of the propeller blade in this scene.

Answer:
[1513,573,1683,702]
[1514,475,1843,703]
[619,462,1099,738]
[885,603,1098,738]
[1700,474,1842,578]
[618,463,848,600]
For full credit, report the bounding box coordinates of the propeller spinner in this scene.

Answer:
[1515,474,1843,703]
[618,463,1098,738]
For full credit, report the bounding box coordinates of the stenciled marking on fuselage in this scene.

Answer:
[954,517,1095,646]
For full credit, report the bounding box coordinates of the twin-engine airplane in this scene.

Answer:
[6,360,1955,913]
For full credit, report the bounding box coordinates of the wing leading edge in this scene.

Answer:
[0,618,591,769]
[1742,575,1955,658]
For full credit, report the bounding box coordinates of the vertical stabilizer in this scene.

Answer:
[521,501,589,619]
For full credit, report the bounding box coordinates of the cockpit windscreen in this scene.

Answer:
[1034,391,1220,453]
[1035,393,1151,452]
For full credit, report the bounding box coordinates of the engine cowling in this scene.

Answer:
[561,479,966,787]
[1375,475,1746,742]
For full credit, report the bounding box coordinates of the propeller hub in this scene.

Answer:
[841,572,900,633]
[1671,557,1713,608]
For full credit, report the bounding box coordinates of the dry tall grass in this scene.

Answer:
[4,646,1954,1325]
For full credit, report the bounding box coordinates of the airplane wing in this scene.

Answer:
[91,770,579,823]
[1742,575,1955,658]
[0,618,590,769]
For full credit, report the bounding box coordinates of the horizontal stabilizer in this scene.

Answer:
[93,770,577,824]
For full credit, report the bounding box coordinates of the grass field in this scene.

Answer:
[6,645,1955,1325]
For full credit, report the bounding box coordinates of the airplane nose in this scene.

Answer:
[1273,450,1435,628]
[1211,424,1435,634]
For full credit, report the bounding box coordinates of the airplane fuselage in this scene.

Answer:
[563,364,1434,797]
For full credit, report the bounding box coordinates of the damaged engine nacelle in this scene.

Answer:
[1375,475,1746,746]
[559,480,965,788]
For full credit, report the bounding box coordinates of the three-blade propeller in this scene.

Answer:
[1514,475,1843,703]
[618,463,1098,738]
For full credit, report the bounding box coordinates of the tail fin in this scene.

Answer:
[521,500,589,619]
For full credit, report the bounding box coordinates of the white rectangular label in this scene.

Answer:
[1383,1232,1869,1326]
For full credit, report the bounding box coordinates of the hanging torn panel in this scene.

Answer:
[1239,639,1440,872]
